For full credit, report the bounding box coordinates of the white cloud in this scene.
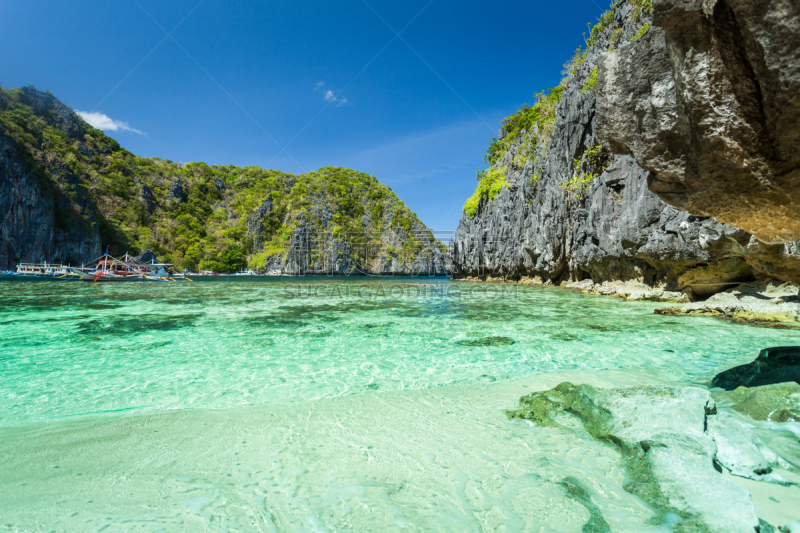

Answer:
[76,111,145,135]
[323,90,349,107]
[315,82,349,106]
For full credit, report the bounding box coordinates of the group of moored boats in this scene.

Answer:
[2,254,192,283]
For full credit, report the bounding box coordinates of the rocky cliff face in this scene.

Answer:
[598,0,800,244]
[248,184,446,276]
[449,0,800,291]
[260,216,445,276]
[0,87,102,269]
[0,86,445,275]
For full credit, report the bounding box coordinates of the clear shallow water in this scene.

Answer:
[1,277,798,426]
[0,371,676,532]
[2,277,799,532]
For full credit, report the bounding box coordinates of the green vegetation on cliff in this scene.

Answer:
[582,67,599,94]
[483,86,565,168]
[561,144,610,200]
[463,0,653,219]
[0,86,444,272]
[464,86,564,219]
[464,166,508,219]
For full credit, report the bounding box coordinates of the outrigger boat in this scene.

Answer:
[14,262,76,278]
[68,252,192,283]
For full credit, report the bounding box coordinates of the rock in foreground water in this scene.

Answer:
[719,383,800,423]
[707,412,795,486]
[712,347,800,390]
[508,382,760,532]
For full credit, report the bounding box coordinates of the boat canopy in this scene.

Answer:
[91,253,173,277]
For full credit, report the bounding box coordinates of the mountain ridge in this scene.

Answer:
[0,85,446,275]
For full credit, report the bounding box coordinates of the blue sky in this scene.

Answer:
[1,0,607,233]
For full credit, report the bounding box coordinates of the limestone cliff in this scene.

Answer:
[0,88,102,269]
[449,0,800,291]
[597,0,800,244]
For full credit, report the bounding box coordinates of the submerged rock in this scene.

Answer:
[707,412,795,485]
[456,336,514,347]
[719,383,800,422]
[508,382,760,532]
[760,520,777,533]
[560,477,611,533]
[711,347,800,390]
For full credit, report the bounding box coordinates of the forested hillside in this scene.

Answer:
[0,86,446,274]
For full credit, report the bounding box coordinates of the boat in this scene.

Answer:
[14,262,74,277]
[191,270,217,276]
[14,262,70,276]
[69,253,191,283]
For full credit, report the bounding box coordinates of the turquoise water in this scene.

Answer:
[1,277,797,426]
[1,278,799,532]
